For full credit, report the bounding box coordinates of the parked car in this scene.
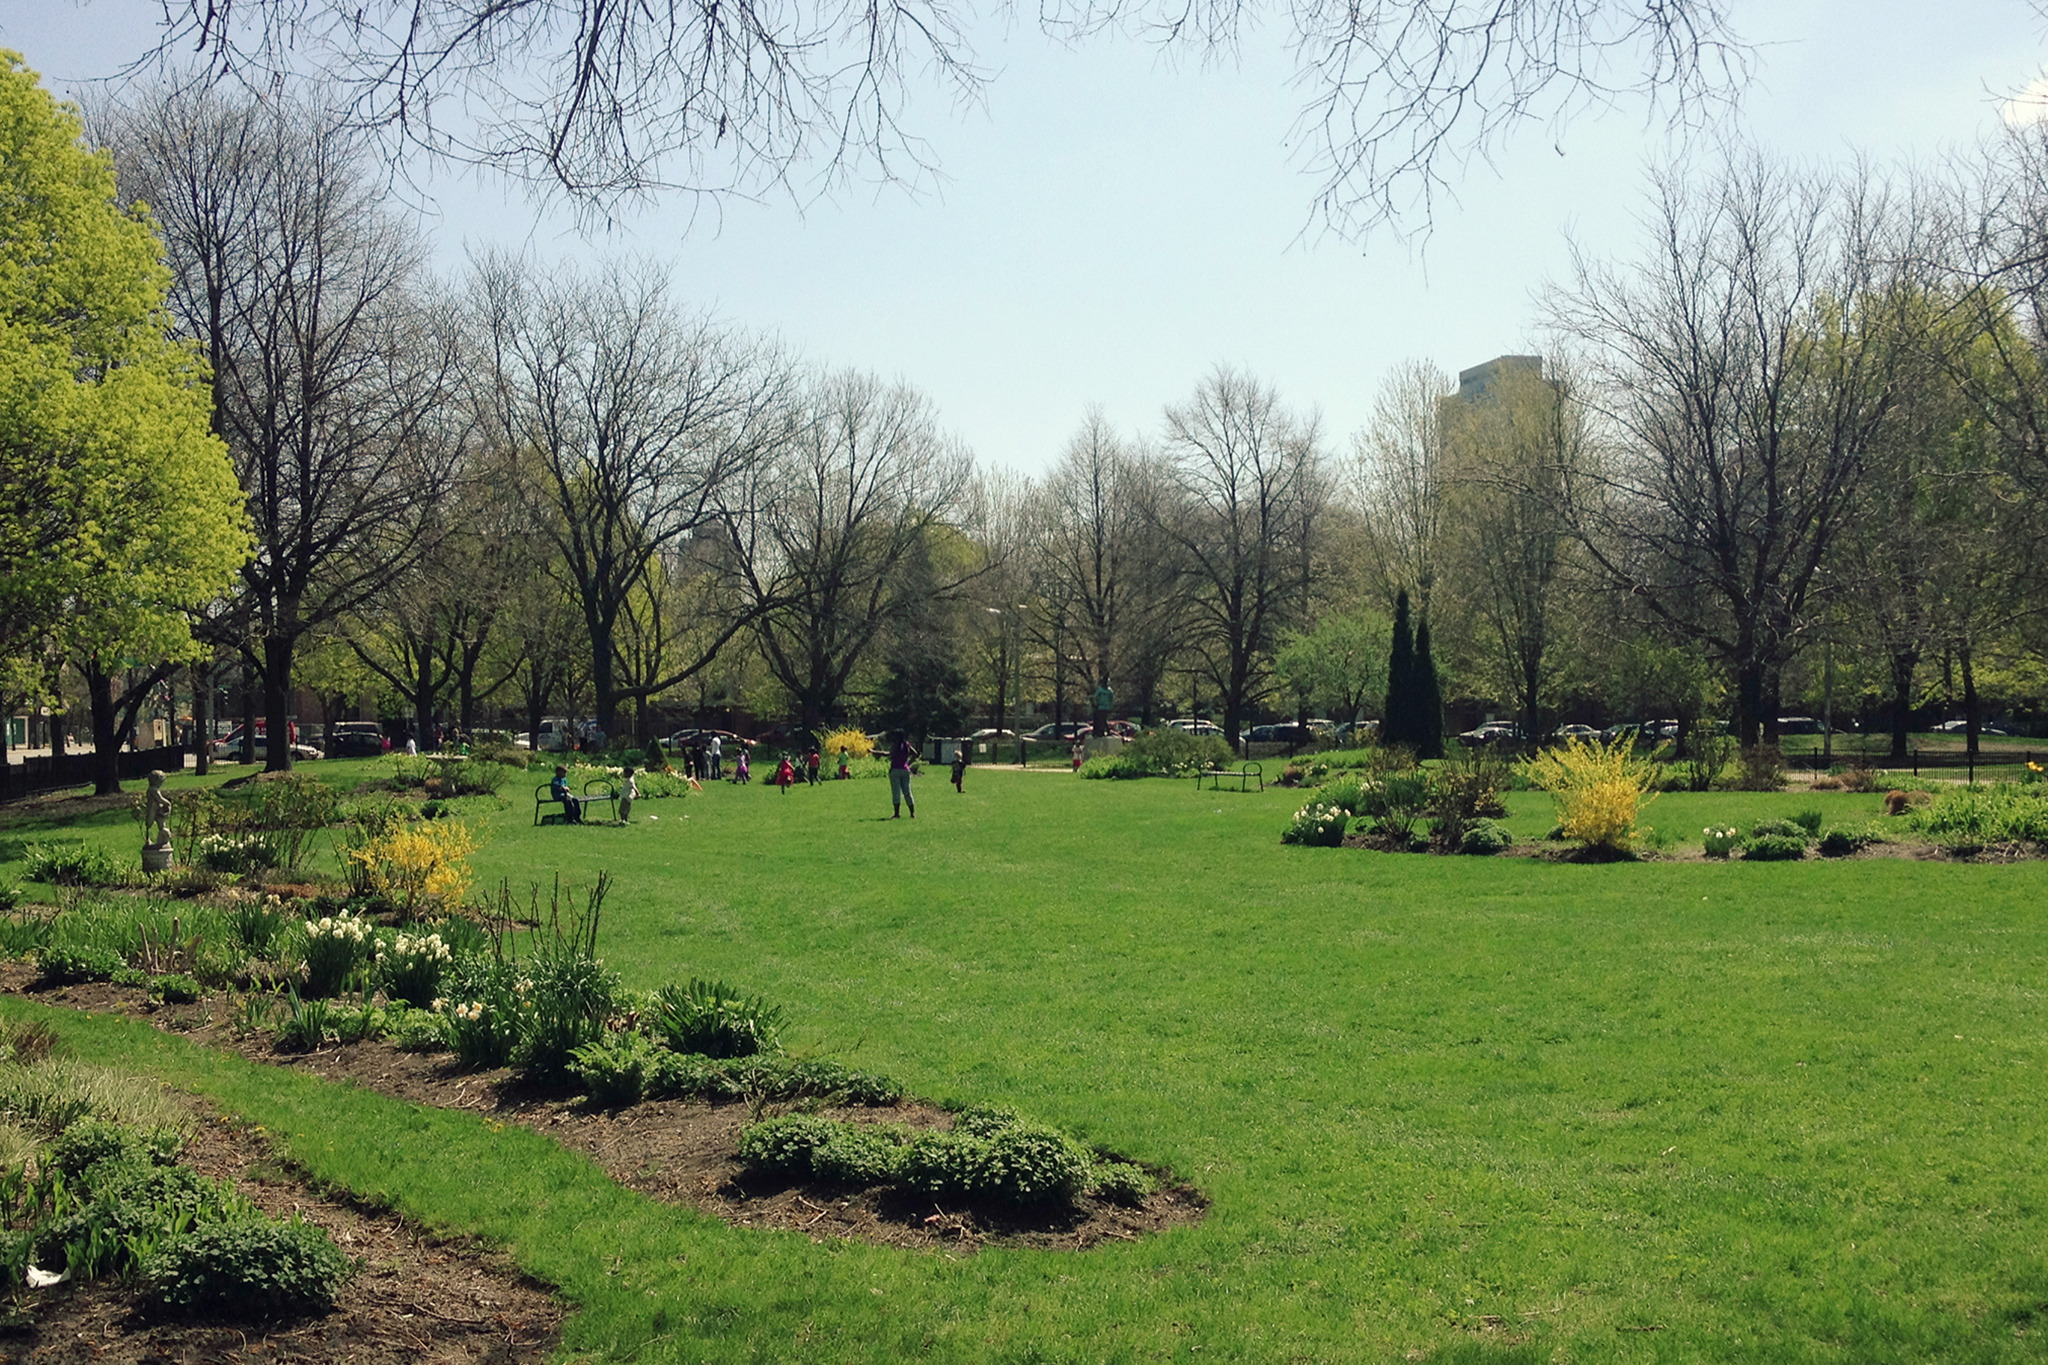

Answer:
[1551,724,1599,742]
[1026,722,1092,742]
[213,725,323,762]
[1164,719,1224,737]
[323,722,388,757]
[1775,715,1830,735]
[1933,719,2013,736]
[1456,722,1520,746]
[969,728,1016,741]
[1248,723,1317,745]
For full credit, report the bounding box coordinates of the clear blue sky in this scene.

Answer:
[7,0,2043,476]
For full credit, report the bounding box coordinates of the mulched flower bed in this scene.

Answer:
[0,1079,562,1364]
[0,966,1206,1257]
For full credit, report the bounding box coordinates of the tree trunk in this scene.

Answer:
[192,662,211,777]
[1961,644,1980,759]
[85,665,122,796]
[241,662,258,769]
[264,635,296,772]
[1888,649,1915,760]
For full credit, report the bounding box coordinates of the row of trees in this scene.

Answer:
[7,56,2048,789]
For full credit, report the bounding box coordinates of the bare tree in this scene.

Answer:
[1149,366,1328,744]
[1544,150,1920,747]
[107,86,463,771]
[1352,360,1452,619]
[716,369,975,732]
[137,0,1748,235]
[1440,356,1584,740]
[469,253,791,736]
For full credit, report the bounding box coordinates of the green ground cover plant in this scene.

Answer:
[2,762,2046,1360]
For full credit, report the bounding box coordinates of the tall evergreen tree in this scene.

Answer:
[1383,589,1416,750]
[1414,619,1445,760]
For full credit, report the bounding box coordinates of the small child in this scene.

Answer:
[837,751,851,780]
[950,746,968,792]
[734,749,751,783]
[774,755,795,792]
[618,766,638,822]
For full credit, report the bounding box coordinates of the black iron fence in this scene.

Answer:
[0,745,188,801]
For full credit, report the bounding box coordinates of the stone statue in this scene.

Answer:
[141,770,174,871]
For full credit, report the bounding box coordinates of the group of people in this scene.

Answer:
[544,730,973,826]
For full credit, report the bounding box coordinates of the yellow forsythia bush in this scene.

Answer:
[821,728,875,759]
[1523,737,1660,852]
[345,819,477,918]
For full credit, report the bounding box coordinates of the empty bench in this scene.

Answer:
[1195,763,1263,792]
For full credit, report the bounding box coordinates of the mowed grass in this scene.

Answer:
[7,762,2048,1361]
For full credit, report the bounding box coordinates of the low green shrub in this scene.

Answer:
[226,896,291,955]
[1457,819,1513,855]
[1117,729,1235,778]
[1702,826,1742,858]
[22,843,123,888]
[641,1051,899,1106]
[48,1116,141,1179]
[1817,829,1867,857]
[0,879,22,913]
[1280,800,1350,847]
[144,1216,348,1317]
[811,1124,908,1186]
[1089,1161,1157,1205]
[568,1030,664,1107]
[148,974,203,1005]
[1909,784,2048,852]
[1078,754,1150,780]
[735,1115,840,1176]
[384,1007,449,1053]
[35,946,120,985]
[897,1120,1092,1207]
[1740,833,1807,861]
[1790,808,1825,836]
[1749,818,1808,841]
[647,979,783,1058]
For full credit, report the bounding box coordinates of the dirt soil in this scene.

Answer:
[0,1080,562,1365]
[0,966,1206,1257]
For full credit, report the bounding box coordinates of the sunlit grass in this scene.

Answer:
[4,761,2047,1360]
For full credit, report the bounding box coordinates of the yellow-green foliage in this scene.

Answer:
[0,1056,188,1142]
[1523,737,1660,852]
[0,52,251,661]
[344,820,478,918]
[822,728,875,759]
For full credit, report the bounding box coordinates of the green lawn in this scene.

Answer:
[5,761,2048,1361]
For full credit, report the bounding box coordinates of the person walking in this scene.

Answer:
[805,745,822,786]
[708,732,722,779]
[950,744,968,793]
[888,732,917,819]
[774,755,796,792]
[734,749,751,783]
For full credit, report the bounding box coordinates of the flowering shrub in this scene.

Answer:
[822,728,875,759]
[193,832,275,875]
[1523,737,1659,854]
[376,930,452,1008]
[298,912,372,997]
[343,820,476,920]
[1702,826,1741,858]
[1281,800,1350,847]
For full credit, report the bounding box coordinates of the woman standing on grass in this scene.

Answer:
[889,732,917,819]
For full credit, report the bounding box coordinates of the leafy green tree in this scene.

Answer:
[1276,607,1388,725]
[0,52,248,791]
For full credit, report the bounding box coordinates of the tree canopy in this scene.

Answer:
[0,51,248,692]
